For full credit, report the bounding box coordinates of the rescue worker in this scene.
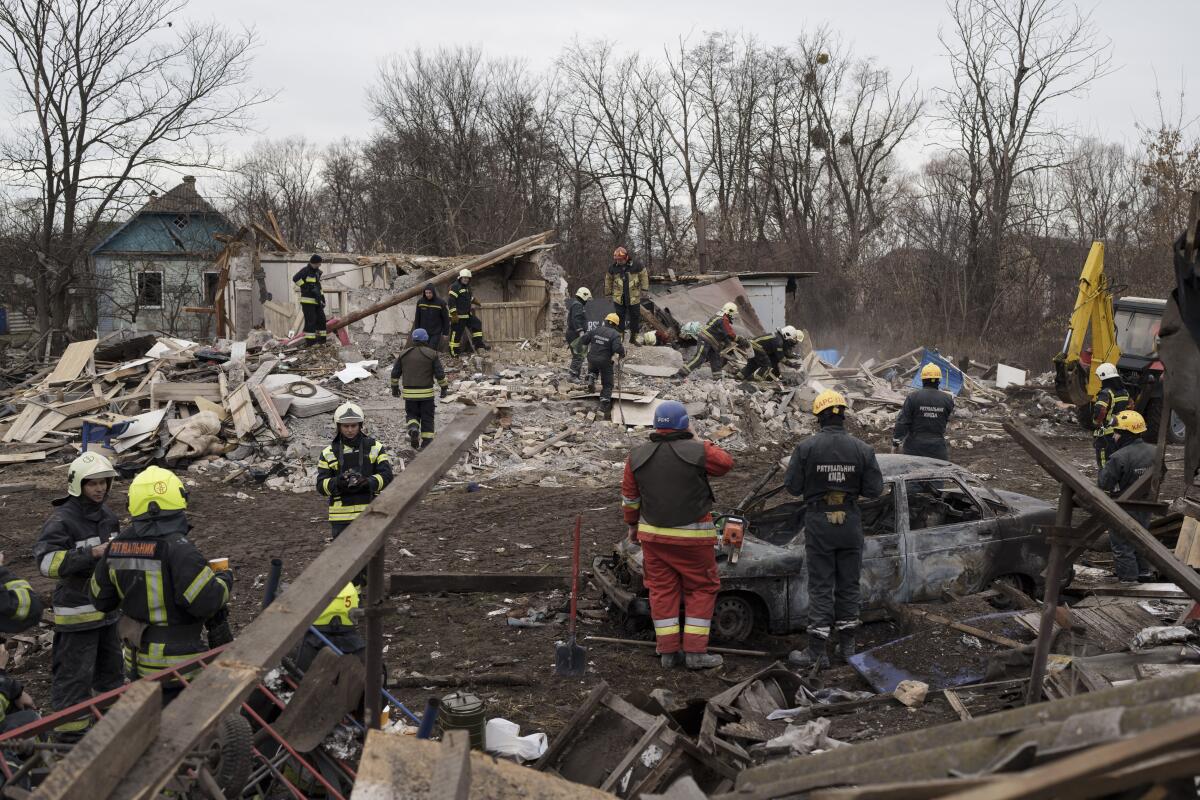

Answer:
[390,328,449,450]
[892,363,955,461]
[414,283,451,351]
[0,559,43,733]
[1092,362,1130,468]
[292,254,327,345]
[566,287,592,381]
[89,467,233,700]
[740,326,803,381]
[605,246,649,343]
[581,312,625,415]
[448,268,488,356]
[32,453,123,734]
[316,403,394,538]
[678,303,743,378]
[294,583,364,671]
[621,400,733,669]
[1099,410,1156,584]
[785,390,884,668]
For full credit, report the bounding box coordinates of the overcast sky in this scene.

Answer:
[188,0,1196,168]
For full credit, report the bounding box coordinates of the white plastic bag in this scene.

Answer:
[484,717,547,762]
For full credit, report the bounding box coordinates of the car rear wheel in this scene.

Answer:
[712,594,756,643]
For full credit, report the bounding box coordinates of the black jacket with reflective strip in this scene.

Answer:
[90,511,230,655]
[316,434,394,522]
[893,386,954,444]
[1093,384,1131,435]
[415,293,450,336]
[1099,438,1157,526]
[0,565,39,723]
[630,433,714,528]
[292,264,324,304]
[701,314,735,346]
[582,325,625,363]
[33,495,120,631]
[448,280,474,317]
[785,425,885,507]
[566,299,588,342]
[390,345,447,395]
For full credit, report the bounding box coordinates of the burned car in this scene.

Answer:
[594,455,1061,643]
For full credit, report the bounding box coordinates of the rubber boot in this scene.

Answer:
[788,638,829,670]
[836,628,857,662]
[600,399,612,417]
[586,379,596,394]
[408,426,420,450]
[685,652,723,670]
[660,652,684,669]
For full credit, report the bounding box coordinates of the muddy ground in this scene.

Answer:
[0,414,1187,746]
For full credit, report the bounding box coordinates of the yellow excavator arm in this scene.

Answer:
[1054,241,1122,405]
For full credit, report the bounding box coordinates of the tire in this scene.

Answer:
[712,594,757,643]
[209,713,253,796]
[991,573,1036,610]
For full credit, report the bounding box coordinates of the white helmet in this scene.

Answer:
[1095,362,1119,382]
[458,269,472,279]
[333,402,365,426]
[780,325,803,342]
[575,287,592,301]
[67,452,118,497]
[721,302,739,318]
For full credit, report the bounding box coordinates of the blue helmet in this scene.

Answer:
[654,400,689,431]
[412,328,429,343]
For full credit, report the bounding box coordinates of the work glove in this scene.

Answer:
[891,440,901,454]
[825,510,848,525]
[346,471,368,491]
[205,607,233,648]
[334,474,352,493]
[391,383,400,398]
[440,384,449,398]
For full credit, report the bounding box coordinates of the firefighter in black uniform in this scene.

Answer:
[740,325,803,381]
[316,403,394,538]
[785,390,884,668]
[33,453,123,734]
[1092,362,1131,468]
[566,287,592,381]
[892,363,955,461]
[448,269,488,356]
[390,328,449,450]
[581,313,626,414]
[414,283,451,351]
[1099,410,1156,584]
[292,254,327,345]
[89,466,233,701]
[679,303,744,377]
[0,560,42,733]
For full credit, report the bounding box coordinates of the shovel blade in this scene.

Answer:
[554,639,587,677]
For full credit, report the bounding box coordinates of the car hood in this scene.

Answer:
[991,489,1055,516]
[617,534,803,578]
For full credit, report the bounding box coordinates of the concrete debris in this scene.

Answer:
[892,679,930,708]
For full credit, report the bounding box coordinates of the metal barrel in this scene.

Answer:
[437,691,486,750]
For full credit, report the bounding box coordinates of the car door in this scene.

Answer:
[859,481,906,611]
[902,475,999,602]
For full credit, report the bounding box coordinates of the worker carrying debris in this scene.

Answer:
[606,246,649,344]
[448,268,489,356]
[1099,410,1156,584]
[89,466,233,701]
[678,303,745,378]
[892,363,955,461]
[0,559,43,733]
[565,286,592,381]
[316,403,394,537]
[621,400,733,670]
[293,254,327,346]
[581,312,625,414]
[414,283,451,351]
[32,453,123,735]
[740,326,803,381]
[1092,362,1131,468]
[785,390,884,668]
[294,582,364,671]
[390,328,449,450]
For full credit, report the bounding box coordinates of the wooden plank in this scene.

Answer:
[30,680,161,800]
[429,730,472,800]
[194,397,228,421]
[1173,517,1200,568]
[22,411,68,444]
[3,405,44,442]
[101,407,496,800]
[892,604,1025,650]
[535,682,611,772]
[226,385,259,438]
[390,572,570,595]
[944,689,972,722]
[149,383,223,404]
[522,429,573,458]
[250,384,289,439]
[0,451,47,464]
[46,339,99,385]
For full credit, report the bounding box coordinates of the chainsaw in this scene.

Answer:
[721,512,747,563]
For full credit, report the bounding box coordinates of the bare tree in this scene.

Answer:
[0,0,267,344]
[226,137,323,248]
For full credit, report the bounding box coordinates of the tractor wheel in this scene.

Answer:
[208,713,253,796]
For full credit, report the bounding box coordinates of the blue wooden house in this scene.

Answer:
[90,176,234,336]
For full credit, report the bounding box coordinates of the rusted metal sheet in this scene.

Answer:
[649,277,767,336]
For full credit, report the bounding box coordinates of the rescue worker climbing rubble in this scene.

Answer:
[448,268,489,356]
[89,466,233,702]
[678,303,744,378]
[32,453,123,734]
[414,283,451,351]
[581,312,625,415]
[740,326,803,381]
[292,254,327,345]
[621,400,733,670]
[605,246,649,343]
[316,403,394,538]
[565,287,592,381]
[1092,362,1131,468]
[892,363,955,461]
[785,390,883,668]
[1099,410,1156,585]
[0,556,42,733]
[390,328,449,450]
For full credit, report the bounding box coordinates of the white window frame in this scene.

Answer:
[137,270,165,309]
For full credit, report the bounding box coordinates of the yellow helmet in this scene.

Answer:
[67,452,117,497]
[813,389,848,415]
[1114,410,1147,435]
[128,466,188,517]
[334,402,365,425]
[314,583,360,627]
[604,312,620,325]
[721,302,739,318]
[921,363,943,382]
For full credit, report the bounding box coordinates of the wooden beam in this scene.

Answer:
[150,383,223,404]
[30,680,161,800]
[98,406,494,800]
[390,572,571,595]
[250,384,289,439]
[430,730,472,800]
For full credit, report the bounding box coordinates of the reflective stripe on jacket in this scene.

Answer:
[33,495,120,631]
[316,435,394,522]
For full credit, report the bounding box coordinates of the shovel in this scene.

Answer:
[555,515,587,676]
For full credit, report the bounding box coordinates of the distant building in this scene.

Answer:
[90,176,233,336]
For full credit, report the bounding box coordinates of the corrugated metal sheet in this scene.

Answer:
[648,277,766,337]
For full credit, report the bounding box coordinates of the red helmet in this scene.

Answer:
[613,246,628,262]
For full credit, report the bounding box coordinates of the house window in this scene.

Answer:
[137,271,164,309]
[173,214,190,230]
[203,272,220,305]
